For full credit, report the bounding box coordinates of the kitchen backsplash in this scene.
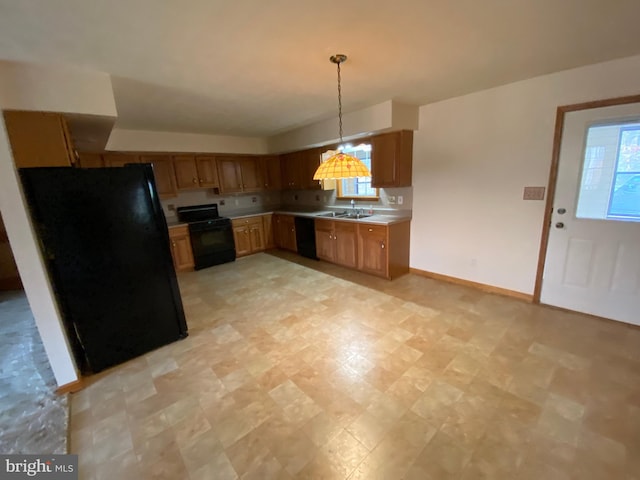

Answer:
[161,186,412,220]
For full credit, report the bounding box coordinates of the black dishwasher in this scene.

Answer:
[294,217,318,260]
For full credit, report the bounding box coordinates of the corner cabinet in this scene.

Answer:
[370,130,413,188]
[273,214,297,252]
[168,225,194,272]
[357,221,410,279]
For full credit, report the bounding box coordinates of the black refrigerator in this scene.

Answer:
[20,165,188,373]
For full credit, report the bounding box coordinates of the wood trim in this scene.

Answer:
[533,94,640,303]
[55,378,84,395]
[410,267,534,302]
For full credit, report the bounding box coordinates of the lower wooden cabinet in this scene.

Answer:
[357,221,410,279]
[315,219,357,268]
[232,216,266,257]
[273,214,297,252]
[313,219,410,279]
[168,225,194,272]
[262,214,275,249]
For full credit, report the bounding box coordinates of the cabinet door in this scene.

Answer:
[141,155,177,199]
[262,214,275,249]
[169,226,195,272]
[232,224,252,257]
[173,156,199,189]
[217,157,243,193]
[259,156,282,190]
[77,153,104,168]
[3,111,75,168]
[314,219,335,261]
[280,152,302,190]
[275,215,297,251]
[238,157,262,192]
[334,222,358,268]
[302,148,322,190]
[196,156,219,188]
[358,224,388,277]
[370,130,413,188]
[248,218,265,252]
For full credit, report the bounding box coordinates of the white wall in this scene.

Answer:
[268,100,419,153]
[411,54,640,295]
[107,128,268,155]
[0,61,117,387]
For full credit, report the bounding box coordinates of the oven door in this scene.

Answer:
[188,220,236,270]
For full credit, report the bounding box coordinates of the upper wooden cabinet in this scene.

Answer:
[258,155,282,191]
[280,151,302,190]
[140,155,177,199]
[280,148,321,190]
[77,152,104,168]
[173,155,220,190]
[217,156,261,193]
[195,156,219,188]
[301,148,322,190]
[3,110,76,168]
[103,153,140,167]
[370,130,413,188]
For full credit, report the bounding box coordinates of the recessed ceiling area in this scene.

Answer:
[1,0,640,137]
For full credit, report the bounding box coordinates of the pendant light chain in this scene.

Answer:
[336,60,343,143]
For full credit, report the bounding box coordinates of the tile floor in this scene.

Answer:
[0,290,68,454]
[69,252,640,479]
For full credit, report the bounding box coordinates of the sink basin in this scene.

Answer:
[316,211,371,219]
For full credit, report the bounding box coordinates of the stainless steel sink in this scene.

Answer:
[316,211,371,219]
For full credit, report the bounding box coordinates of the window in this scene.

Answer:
[608,127,640,220]
[334,144,378,199]
[576,122,640,222]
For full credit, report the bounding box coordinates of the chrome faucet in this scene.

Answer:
[350,199,355,213]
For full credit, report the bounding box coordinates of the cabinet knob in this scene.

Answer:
[381,242,385,249]
[368,228,373,232]
[172,241,176,247]
[192,178,197,184]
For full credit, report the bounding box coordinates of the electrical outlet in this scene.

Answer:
[234,199,239,206]
[397,195,404,205]
[219,199,225,206]
[252,196,257,203]
[167,204,176,211]
[387,195,396,204]
[315,194,320,201]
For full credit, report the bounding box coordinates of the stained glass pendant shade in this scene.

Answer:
[313,54,372,180]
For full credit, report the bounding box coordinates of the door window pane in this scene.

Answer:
[576,122,640,222]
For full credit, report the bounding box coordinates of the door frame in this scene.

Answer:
[533,93,640,303]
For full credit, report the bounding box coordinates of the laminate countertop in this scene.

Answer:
[167,208,411,227]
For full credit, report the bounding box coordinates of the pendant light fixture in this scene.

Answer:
[313,54,371,180]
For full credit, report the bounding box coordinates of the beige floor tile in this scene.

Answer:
[69,252,640,479]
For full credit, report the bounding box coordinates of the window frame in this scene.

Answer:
[333,143,379,201]
[606,125,640,220]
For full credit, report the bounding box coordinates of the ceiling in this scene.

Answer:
[1,0,640,138]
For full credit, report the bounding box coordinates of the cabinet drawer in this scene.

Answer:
[359,224,387,236]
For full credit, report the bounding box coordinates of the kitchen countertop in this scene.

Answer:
[167,207,411,227]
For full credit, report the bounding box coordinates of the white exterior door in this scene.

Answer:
[541,102,640,326]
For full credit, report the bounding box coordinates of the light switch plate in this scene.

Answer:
[523,186,545,200]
